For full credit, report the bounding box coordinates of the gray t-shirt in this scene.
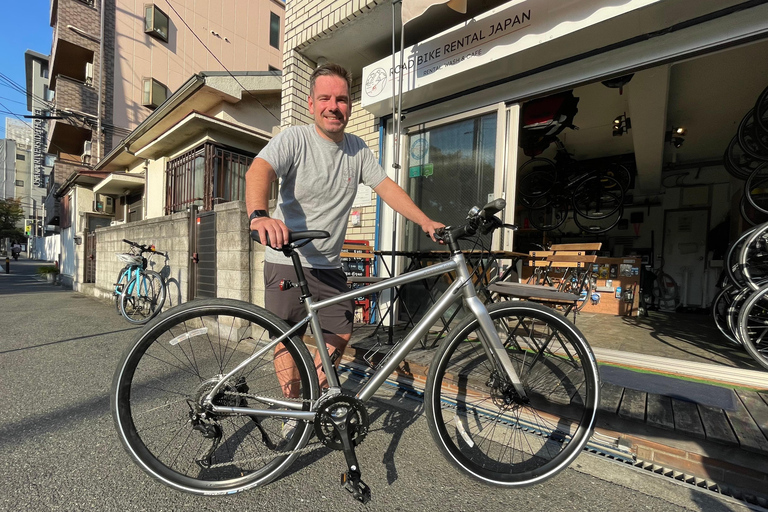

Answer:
[258,124,387,268]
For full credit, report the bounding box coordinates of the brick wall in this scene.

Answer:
[56,76,99,116]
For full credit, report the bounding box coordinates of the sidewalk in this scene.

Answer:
[333,310,768,504]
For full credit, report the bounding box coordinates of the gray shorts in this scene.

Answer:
[264,262,353,337]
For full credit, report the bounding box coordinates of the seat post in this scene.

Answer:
[288,250,312,299]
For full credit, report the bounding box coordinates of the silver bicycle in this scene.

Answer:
[111,199,600,502]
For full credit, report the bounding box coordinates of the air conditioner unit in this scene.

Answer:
[85,62,94,86]
[81,140,92,164]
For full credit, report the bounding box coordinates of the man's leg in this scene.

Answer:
[314,332,352,390]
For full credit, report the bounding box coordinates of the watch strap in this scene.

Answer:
[249,209,269,221]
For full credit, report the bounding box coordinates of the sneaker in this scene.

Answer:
[281,419,298,439]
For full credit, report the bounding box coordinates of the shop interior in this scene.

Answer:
[514,38,768,316]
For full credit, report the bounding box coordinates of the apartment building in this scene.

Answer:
[45,0,286,228]
[41,0,286,287]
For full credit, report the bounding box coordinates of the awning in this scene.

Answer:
[93,173,145,196]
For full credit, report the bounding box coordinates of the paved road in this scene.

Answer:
[0,257,755,511]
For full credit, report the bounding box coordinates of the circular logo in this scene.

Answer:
[365,68,388,98]
[410,137,428,161]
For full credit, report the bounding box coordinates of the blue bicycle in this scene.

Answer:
[114,239,167,324]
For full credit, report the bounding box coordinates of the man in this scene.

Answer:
[245,63,443,400]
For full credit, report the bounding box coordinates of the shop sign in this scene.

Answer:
[362,0,661,108]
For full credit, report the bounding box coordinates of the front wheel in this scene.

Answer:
[425,301,600,486]
[111,299,320,495]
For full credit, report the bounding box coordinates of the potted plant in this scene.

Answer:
[36,265,59,283]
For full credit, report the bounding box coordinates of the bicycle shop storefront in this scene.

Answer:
[358,0,768,369]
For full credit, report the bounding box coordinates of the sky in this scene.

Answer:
[0,0,54,139]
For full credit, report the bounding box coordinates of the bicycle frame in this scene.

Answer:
[204,250,528,419]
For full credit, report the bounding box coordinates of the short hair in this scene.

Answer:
[309,63,352,97]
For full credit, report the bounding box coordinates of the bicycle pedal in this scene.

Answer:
[340,471,371,504]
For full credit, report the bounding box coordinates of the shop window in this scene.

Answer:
[269,12,280,49]
[144,4,169,42]
[142,78,168,109]
[16,154,25,160]
[15,180,24,187]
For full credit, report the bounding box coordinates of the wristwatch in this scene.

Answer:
[249,209,269,222]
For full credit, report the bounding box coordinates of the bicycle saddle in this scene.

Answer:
[250,230,330,246]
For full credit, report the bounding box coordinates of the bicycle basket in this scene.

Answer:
[116,253,143,266]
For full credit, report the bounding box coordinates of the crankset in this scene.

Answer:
[314,393,372,504]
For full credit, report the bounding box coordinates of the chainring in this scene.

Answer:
[314,394,369,450]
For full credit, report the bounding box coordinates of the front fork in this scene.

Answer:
[453,252,528,400]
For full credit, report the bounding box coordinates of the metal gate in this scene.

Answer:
[191,210,217,298]
[85,230,97,283]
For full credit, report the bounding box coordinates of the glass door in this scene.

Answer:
[403,112,498,251]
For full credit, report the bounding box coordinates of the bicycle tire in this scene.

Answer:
[518,168,557,209]
[711,285,741,347]
[120,269,167,324]
[572,206,623,234]
[604,163,632,192]
[424,301,600,487]
[114,266,131,315]
[744,163,768,216]
[725,135,760,181]
[738,109,768,161]
[755,84,768,140]
[651,270,679,310]
[571,175,623,220]
[726,286,752,345]
[527,197,569,232]
[738,221,768,291]
[740,194,768,227]
[111,298,319,495]
[737,283,768,371]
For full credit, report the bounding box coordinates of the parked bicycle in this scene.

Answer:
[111,200,600,502]
[114,239,168,324]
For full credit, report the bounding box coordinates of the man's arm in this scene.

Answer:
[373,177,444,241]
[245,158,289,249]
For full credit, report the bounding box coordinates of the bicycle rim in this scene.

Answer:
[572,206,623,234]
[737,283,768,371]
[755,84,768,139]
[425,301,599,486]
[111,299,319,495]
[120,270,166,324]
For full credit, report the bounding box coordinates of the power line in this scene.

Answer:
[162,0,281,124]
[0,72,55,109]
[0,74,54,111]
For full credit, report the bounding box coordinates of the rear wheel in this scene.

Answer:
[114,266,130,315]
[120,269,167,324]
[425,301,599,486]
[111,299,319,495]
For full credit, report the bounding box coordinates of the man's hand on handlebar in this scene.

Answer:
[250,216,290,249]
[421,219,446,243]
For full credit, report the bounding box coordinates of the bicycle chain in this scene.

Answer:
[195,391,320,469]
